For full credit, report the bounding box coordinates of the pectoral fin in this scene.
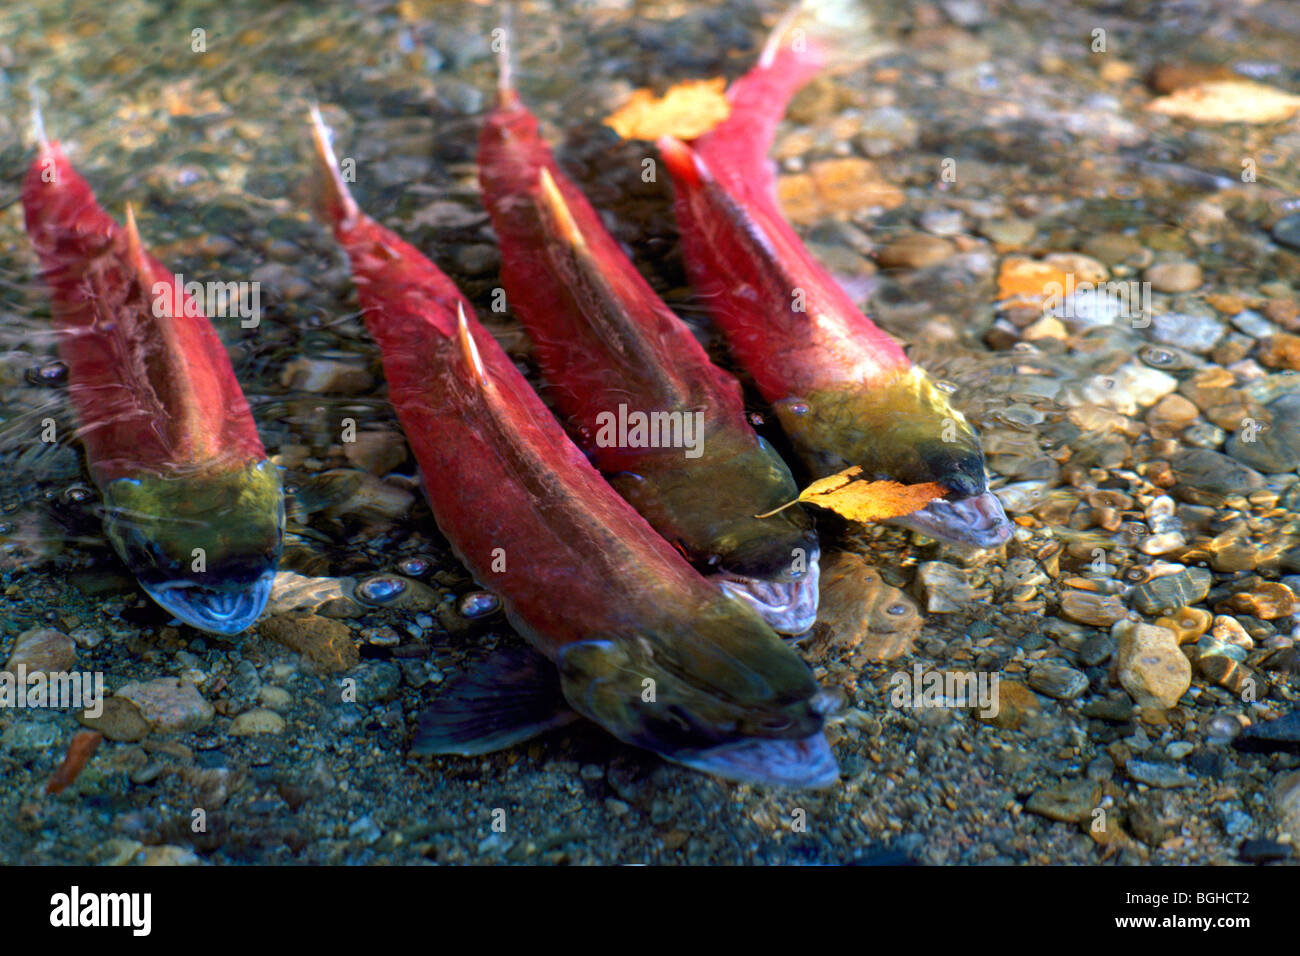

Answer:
[411,646,577,756]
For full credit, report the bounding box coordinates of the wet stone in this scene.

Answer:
[116,678,214,734]
[4,627,76,674]
[1027,662,1089,700]
[1128,568,1213,615]
[230,709,287,735]
[1149,311,1225,354]
[258,615,360,674]
[345,661,402,704]
[1114,620,1191,710]
[1145,261,1204,294]
[1233,709,1300,754]
[1126,759,1194,789]
[1060,590,1128,627]
[1171,448,1265,505]
[977,680,1040,729]
[1226,393,1300,472]
[1025,779,1101,823]
[1273,214,1300,251]
[78,696,150,742]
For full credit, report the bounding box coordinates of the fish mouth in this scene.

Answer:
[141,569,275,635]
[892,490,1012,549]
[714,545,821,634]
[674,731,840,788]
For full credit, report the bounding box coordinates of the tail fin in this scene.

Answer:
[760,0,889,75]
[29,82,50,153]
[494,5,519,108]
[307,104,359,229]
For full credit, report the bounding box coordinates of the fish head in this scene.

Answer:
[780,367,1013,549]
[609,431,821,634]
[100,459,285,634]
[555,601,840,788]
[698,435,822,634]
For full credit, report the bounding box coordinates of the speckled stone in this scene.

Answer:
[115,678,214,734]
[1114,620,1191,710]
[1128,568,1213,615]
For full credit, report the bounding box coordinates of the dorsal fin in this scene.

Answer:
[29,82,50,152]
[123,202,148,276]
[456,302,486,386]
[536,166,586,249]
[307,103,360,228]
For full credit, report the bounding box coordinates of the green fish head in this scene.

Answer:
[101,459,284,634]
[776,367,1012,548]
[556,600,839,787]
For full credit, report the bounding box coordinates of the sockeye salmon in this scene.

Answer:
[657,0,1012,548]
[21,110,284,634]
[308,108,838,787]
[478,35,819,633]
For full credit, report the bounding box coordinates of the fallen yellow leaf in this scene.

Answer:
[996,257,1072,309]
[757,465,946,523]
[604,78,731,141]
[1146,80,1300,124]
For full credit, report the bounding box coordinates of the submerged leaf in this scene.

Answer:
[605,78,731,141]
[757,465,946,523]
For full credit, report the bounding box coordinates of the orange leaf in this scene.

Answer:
[757,465,946,523]
[605,78,731,141]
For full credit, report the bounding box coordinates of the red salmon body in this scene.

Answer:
[479,75,819,632]
[658,0,1012,548]
[309,107,837,786]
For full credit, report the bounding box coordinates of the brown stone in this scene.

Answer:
[258,614,359,673]
[811,552,922,663]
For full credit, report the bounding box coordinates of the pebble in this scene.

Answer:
[4,628,76,674]
[1145,394,1199,437]
[257,615,359,673]
[1078,633,1117,667]
[345,661,402,703]
[979,217,1035,247]
[1171,448,1265,505]
[1144,261,1203,294]
[1257,333,1300,371]
[1027,662,1089,700]
[1224,582,1296,620]
[258,686,292,711]
[1154,606,1212,644]
[1238,839,1293,863]
[815,553,923,661]
[1230,309,1276,339]
[230,709,287,735]
[1126,758,1194,788]
[913,562,988,613]
[918,207,965,236]
[1226,393,1300,472]
[977,680,1040,729]
[1060,589,1129,627]
[1025,779,1101,823]
[1273,771,1300,844]
[78,696,150,742]
[1128,567,1212,615]
[1114,620,1191,710]
[279,356,374,395]
[876,234,956,270]
[1233,709,1300,753]
[342,429,408,476]
[1150,311,1225,354]
[115,678,214,733]
[1273,213,1300,251]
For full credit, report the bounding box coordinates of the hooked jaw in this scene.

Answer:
[714,541,821,634]
[100,461,285,636]
[141,569,276,635]
[893,489,1012,549]
[675,731,839,788]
